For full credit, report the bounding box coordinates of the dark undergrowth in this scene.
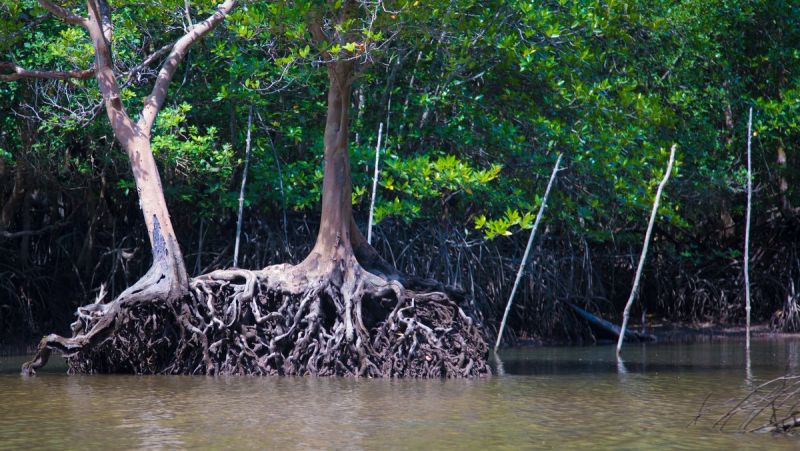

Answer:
[3,212,800,349]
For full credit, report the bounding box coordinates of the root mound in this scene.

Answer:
[35,266,491,378]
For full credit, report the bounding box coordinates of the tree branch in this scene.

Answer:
[87,0,113,43]
[0,62,94,81]
[125,42,175,83]
[138,0,237,133]
[0,222,69,240]
[38,0,88,26]
[308,14,328,45]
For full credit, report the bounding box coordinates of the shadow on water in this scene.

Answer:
[0,354,66,374]
[3,338,798,378]
[500,356,781,376]
[497,338,800,379]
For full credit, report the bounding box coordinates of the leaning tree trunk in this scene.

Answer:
[85,1,187,297]
[119,136,188,298]
[19,0,238,374]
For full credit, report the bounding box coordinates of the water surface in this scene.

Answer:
[2,339,799,449]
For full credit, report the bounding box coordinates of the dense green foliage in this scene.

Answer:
[2,0,799,341]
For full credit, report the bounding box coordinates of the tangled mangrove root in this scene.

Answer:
[23,263,490,378]
[714,376,800,433]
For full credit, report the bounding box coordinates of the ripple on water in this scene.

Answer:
[1,339,799,449]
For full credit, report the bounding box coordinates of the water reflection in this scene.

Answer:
[491,352,505,376]
[616,356,628,376]
[0,339,798,449]
[745,344,754,388]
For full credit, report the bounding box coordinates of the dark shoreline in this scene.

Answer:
[6,322,796,358]
[514,322,799,347]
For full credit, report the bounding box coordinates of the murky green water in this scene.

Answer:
[2,339,799,449]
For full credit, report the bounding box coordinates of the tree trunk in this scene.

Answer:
[122,136,188,296]
[20,0,238,375]
[303,61,404,281]
[777,143,794,215]
[302,61,357,269]
[718,102,736,239]
[85,1,187,297]
[299,60,457,296]
[0,161,27,230]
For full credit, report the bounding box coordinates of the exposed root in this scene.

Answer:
[23,263,490,378]
[21,260,182,375]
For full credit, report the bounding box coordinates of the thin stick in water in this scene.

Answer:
[268,132,289,255]
[367,122,383,245]
[616,144,677,357]
[745,107,754,350]
[494,153,563,353]
[255,111,290,256]
[233,105,253,268]
[195,217,204,275]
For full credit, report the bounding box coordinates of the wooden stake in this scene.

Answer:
[745,107,753,350]
[233,105,253,268]
[367,122,383,245]
[617,144,677,357]
[494,153,563,353]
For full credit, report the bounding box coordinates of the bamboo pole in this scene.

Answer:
[367,122,383,245]
[616,144,677,357]
[233,105,253,268]
[494,153,563,353]
[745,107,753,350]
